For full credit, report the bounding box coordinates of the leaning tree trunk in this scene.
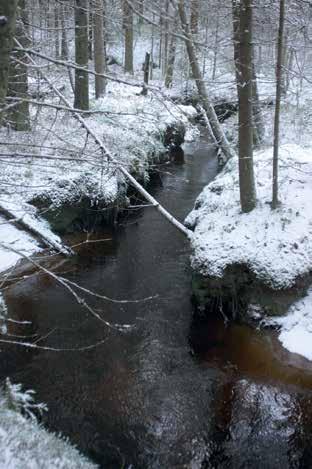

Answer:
[7,0,30,131]
[233,0,256,213]
[0,0,18,124]
[178,0,235,163]
[93,0,106,98]
[74,0,89,110]
[272,0,285,209]
[123,1,134,74]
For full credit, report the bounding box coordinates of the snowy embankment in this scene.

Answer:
[265,288,312,362]
[186,143,312,289]
[186,143,312,360]
[0,81,196,273]
[0,380,97,469]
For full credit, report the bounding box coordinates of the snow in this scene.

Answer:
[186,144,312,289]
[0,216,40,273]
[265,288,312,361]
[0,382,97,469]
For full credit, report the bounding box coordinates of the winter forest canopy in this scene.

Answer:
[1,0,312,467]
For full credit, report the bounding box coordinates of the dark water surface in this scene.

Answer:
[2,129,312,468]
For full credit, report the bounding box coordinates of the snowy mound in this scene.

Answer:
[186,144,312,289]
[0,382,97,469]
[266,288,312,361]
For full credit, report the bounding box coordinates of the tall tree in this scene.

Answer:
[272,0,285,209]
[8,0,30,131]
[233,0,256,212]
[93,0,107,98]
[123,1,134,74]
[74,0,89,110]
[0,0,18,123]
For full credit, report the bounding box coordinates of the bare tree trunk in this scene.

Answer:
[190,0,199,35]
[55,3,60,59]
[233,0,256,212]
[233,0,263,149]
[212,5,220,80]
[165,34,177,88]
[123,1,134,74]
[178,0,235,163]
[272,0,285,209]
[251,55,264,147]
[74,0,89,110]
[94,0,106,98]
[8,0,30,131]
[0,0,18,123]
[60,4,69,60]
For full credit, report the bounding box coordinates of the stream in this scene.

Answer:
[2,128,312,468]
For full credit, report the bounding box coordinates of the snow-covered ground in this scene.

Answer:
[263,288,312,362]
[186,143,312,289]
[0,380,97,469]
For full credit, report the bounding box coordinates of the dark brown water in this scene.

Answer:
[2,129,312,468]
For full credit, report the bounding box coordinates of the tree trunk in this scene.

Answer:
[94,0,106,98]
[74,0,89,111]
[165,34,177,88]
[178,0,235,163]
[233,0,263,148]
[272,0,285,209]
[0,0,18,123]
[233,0,256,213]
[7,0,30,131]
[190,0,199,35]
[123,1,134,74]
[55,3,60,59]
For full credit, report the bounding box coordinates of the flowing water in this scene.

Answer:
[2,129,312,468]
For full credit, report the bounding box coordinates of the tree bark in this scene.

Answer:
[178,0,235,163]
[272,0,285,209]
[233,0,256,213]
[74,0,89,111]
[94,0,106,98]
[0,0,18,124]
[190,0,199,35]
[123,1,134,74]
[8,0,30,131]
[165,34,177,88]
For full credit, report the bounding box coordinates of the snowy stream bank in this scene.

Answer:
[187,143,312,361]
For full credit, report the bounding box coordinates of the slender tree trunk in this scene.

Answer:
[8,0,30,131]
[178,0,235,163]
[123,1,134,74]
[233,0,256,212]
[88,8,93,60]
[74,0,89,110]
[212,5,220,80]
[55,3,60,58]
[190,0,199,35]
[0,0,18,123]
[251,55,264,147]
[94,0,106,98]
[165,34,177,88]
[60,4,69,60]
[272,0,285,209]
